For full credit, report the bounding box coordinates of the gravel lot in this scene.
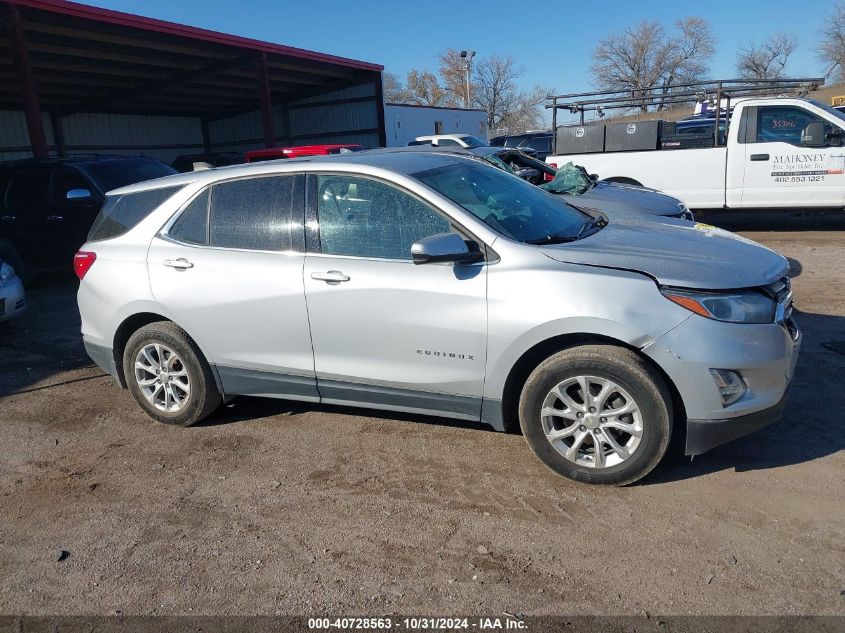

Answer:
[1,212,843,616]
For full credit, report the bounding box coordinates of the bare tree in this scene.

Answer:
[402,70,447,107]
[382,71,406,103]
[737,33,798,80]
[438,48,475,107]
[818,0,845,80]
[473,55,521,129]
[591,18,715,111]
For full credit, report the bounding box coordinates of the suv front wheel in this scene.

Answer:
[123,322,221,426]
[519,344,672,486]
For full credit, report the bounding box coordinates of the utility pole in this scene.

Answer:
[460,50,475,108]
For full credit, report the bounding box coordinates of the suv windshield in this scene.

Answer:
[414,161,589,243]
[81,159,177,193]
[809,99,845,125]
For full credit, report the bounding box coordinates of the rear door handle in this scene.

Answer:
[163,258,194,270]
[750,153,769,161]
[311,270,350,284]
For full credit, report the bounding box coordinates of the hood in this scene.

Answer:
[563,181,684,217]
[539,215,788,289]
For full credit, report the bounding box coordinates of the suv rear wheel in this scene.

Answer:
[518,344,672,486]
[123,322,221,426]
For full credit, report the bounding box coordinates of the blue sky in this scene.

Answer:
[85,0,833,95]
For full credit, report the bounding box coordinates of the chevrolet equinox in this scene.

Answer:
[76,151,800,485]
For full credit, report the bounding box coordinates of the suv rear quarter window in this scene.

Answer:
[88,185,183,242]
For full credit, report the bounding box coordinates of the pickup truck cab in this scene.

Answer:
[547,97,845,210]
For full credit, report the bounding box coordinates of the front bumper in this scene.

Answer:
[644,312,801,454]
[685,391,788,455]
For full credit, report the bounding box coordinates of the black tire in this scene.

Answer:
[123,321,221,426]
[518,344,672,486]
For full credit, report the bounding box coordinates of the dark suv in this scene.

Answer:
[489,132,553,160]
[0,155,176,276]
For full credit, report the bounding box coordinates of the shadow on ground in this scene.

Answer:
[696,208,845,232]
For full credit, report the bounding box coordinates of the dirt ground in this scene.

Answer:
[0,211,843,617]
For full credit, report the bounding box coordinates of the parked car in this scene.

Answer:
[171,152,242,173]
[76,151,800,486]
[0,258,26,324]
[397,145,694,221]
[0,155,177,276]
[244,144,363,162]
[489,131,553,160]
[408,134,487,148]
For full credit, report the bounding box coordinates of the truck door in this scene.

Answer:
[740,104,845,208]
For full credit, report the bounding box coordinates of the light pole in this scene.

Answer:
[460,50,475,108]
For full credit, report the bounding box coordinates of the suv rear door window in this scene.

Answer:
[521,137,551,153]
[88,185,183,242]
[6,169,51,212]
[208,175,295,251]
[316,175,451,260]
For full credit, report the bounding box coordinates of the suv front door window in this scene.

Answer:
[304,173,488,415]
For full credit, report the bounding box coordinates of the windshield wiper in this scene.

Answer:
[575,215,608,240]
[524,233,578,245]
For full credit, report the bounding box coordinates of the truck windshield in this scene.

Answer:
[413,161,588,243]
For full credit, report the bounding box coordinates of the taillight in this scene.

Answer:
[74,251,96,279]
[543,172,555,182]
[548,162,558,169]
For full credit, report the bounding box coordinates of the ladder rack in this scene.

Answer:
[546,78,825,150]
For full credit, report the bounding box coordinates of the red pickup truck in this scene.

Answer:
[244,144,363,162]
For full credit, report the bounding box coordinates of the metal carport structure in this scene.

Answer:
[0,0,386,161]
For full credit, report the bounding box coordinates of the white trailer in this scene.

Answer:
[384,103,487,148]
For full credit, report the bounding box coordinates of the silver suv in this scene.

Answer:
[76,151,800,485]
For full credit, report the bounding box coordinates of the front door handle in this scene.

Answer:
[750,153,769,161]
[163,258,194,270]
[311,270,350,284]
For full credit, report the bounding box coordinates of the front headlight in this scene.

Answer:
[661,287,776,324]
[0,262,14,287]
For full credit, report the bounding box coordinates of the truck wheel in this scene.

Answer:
[123,321,221,426]
[518,345,672,486]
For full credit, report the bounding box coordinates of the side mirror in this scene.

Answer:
[66,188,93,201]
[801,121,827,147]
[411,233,484,265]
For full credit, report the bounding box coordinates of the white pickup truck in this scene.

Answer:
[546,96,845,210]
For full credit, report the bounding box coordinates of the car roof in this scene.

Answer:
[414,134,473,141]
[107,149,472,195]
